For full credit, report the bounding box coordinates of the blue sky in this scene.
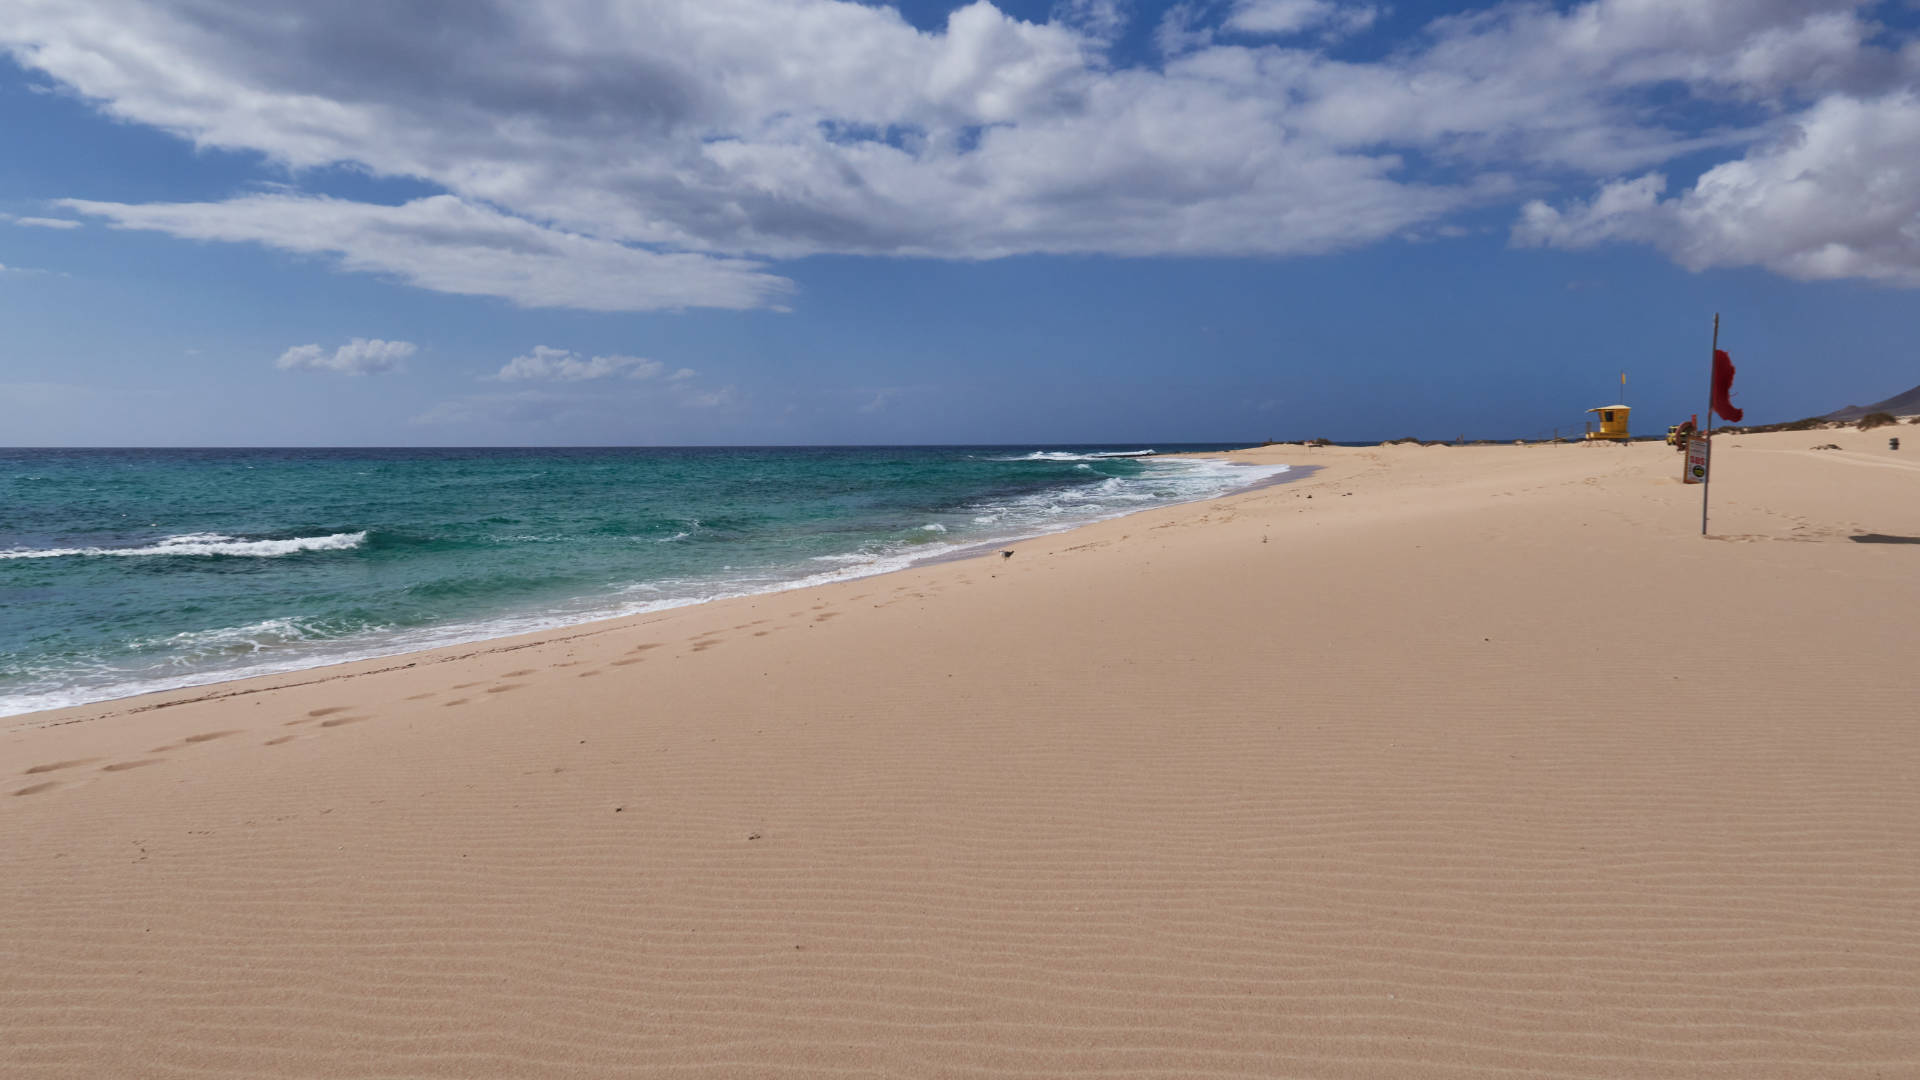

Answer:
[3,0,1919,446]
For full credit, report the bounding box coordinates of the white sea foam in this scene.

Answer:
[0,531,368,560]
[919,523,947,532]
[0,457,1292,721]
[1001,449,1157,462]
[127,617,342,660]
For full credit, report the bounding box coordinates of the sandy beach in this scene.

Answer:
[4,426,1917,1078]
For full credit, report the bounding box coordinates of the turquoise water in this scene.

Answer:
[0,446,1286,717]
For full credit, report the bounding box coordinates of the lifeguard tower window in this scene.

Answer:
[1602,411,1616,423]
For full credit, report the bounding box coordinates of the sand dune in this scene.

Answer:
[5,427,1918,1078]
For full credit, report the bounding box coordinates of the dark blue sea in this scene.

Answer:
[0,446,1287,717]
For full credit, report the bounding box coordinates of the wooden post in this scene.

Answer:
[1702,313,1718,536]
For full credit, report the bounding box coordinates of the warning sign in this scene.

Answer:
[1683,436,1710,484]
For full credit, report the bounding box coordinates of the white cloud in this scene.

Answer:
[63,194,792,312]
[2,0,1917,290]
[1052,0,1130,42]
[276,338,416,375]
[1225,1,1380,39]
[1514,172,1672,250]
[492,346,669,382]
[1153,3,1215,55]
[1514,92,1920,286]
[8,216,82,229]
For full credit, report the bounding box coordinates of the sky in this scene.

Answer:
[2,0,1919,446]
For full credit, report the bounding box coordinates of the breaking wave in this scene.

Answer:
[0,531,369,560]
[1001,449,1157,462]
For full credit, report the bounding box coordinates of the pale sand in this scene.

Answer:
[5,427,1918,1078]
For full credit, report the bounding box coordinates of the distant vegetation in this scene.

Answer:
[1857,412,1899,430]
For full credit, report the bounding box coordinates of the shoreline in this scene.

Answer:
[3,455,1308,730]
[6,429,1916,1078]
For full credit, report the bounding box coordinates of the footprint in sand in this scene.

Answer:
[610,658,645,666]
[629,643,662,653]
[577,669,603,678]
[443,698,470,707]
[13,781,61,796]
[183,730,238,744]
[403,692,437,701]
[150,730,242,753]
[485,683,525,694]
[23,758,98,776]
[813,612,839,622]
[307,706,351,718]
[502,669,535,678]
[264,735,298,746]
[101,760,161,772]
[319,715,365,728]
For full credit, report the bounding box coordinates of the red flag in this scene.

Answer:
[1711,349,1743,423]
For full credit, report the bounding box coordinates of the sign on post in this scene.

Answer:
[1683,436,1710,484]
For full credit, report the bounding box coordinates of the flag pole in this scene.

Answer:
[1702,313,1718,536]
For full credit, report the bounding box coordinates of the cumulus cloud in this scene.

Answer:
[492,346,669,382]
[276,338,416,375]
[461,346,728,421]
[3,0,1919,289]
[8,216,82,229]
[1515,92,1920,286]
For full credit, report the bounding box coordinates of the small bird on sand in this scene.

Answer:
[1000,549,1014,558]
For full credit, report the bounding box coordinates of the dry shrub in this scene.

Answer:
[1858,412,1898,430]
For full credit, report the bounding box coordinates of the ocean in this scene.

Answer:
[0,446,1287,718]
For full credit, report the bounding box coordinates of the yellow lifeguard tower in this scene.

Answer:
[1585,404,1630,442]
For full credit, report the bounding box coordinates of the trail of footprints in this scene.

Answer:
[13,605,870,798]
[12,730,243,797]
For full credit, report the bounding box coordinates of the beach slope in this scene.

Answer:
[5,427,1918,1078]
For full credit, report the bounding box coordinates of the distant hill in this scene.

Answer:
[1824,382,1920,421]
